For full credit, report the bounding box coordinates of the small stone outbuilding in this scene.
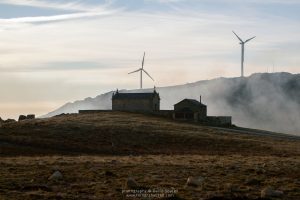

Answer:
[112,90,160,113]
[173,98,207,121]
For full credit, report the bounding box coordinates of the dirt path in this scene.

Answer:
[212,126,300,141]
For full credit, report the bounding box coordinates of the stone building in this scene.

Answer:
[112,90,160,112]
[173,97,232,125]
[173,97,207,121]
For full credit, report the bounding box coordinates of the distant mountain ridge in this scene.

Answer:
[43,72,300,135]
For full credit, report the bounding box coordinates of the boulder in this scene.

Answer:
[18,115,27,121]
[186,176,205,187]
[261,187,283,198]
[125,177,139,189]
[48,171,63,181]
[255,166,266,174]
[26,114,35,119]
[5,119,16,123]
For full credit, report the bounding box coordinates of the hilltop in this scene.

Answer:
[1,112,299,156]
[43,72,300,135]
[0,112,300,199]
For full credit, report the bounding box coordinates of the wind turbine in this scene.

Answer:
[232,31,256,77]
[128,52,154,89]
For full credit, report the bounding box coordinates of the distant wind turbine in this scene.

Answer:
[232,31,256,77]
[128,52,154,89]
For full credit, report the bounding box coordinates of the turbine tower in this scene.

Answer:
[232,31,256,77]
[128,52,154,89]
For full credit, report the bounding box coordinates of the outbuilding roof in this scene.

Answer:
[174,99,206,107]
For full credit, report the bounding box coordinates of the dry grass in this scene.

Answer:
[0,112,299,156]
[0,155,299,199]
[0,112,300,199]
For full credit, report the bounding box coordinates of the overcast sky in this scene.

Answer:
[0,0,299,119]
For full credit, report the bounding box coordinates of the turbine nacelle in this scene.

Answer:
[233,30,255,77]
[128,52,154,89]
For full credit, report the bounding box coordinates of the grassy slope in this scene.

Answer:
[0,112,299,156]
[1,112,300,199]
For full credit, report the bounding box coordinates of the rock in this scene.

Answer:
[18,115,27,121]
[125,177,139,189]
[26,114,35,119]
[255,166,266,174]
[18,114,35,121]
[186,176,205,187]
[48,170,63,181]
[110,160,120,164]
[261,187,283,198]
[54,113,67,117]
[5,119,16,123]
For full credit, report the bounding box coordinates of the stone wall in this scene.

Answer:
[79,110,113,114]
[153,110,173,118]
[203,116,232,126]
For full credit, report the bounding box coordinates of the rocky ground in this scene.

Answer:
[0,155,299,200]
[0,112,299,199]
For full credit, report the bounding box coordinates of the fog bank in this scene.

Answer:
[43,72,300,135]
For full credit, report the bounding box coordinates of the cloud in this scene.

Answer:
[146,0,300,4]
[0,11,115,24]
[0,0,299,119]
[0,1,120,29]
[232,0,300,4]
[0,0,113,12]
[145,0,184,3]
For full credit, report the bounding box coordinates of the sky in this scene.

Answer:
[0,0,300,119]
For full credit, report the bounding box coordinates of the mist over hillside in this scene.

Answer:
[43,72,300,135]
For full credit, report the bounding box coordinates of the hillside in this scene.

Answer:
[1,112,300,199]
[42,72,300,135]
[1,112,299,156]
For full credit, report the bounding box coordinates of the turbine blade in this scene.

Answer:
[232,31,243,42]
[142,52,145,69]
[128,69,141,74]
[245,36,256,43]
[143,69,154,81]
